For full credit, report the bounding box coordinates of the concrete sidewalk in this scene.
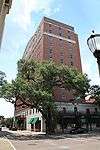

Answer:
[0,137,15,150]
[3,128,45,136]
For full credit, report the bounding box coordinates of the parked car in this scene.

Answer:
[69,127,88,134]
[11,127,17,131]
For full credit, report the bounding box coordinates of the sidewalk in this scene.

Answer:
[0,138,14,150]
[2,128,46,136]
[3,127,100,139]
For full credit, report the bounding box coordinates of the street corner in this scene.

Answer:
[0,137,15,150]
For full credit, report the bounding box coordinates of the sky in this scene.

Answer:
[0,0,100,117]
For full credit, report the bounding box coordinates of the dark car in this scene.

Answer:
[69,128,88,134]
[11,127,17,131]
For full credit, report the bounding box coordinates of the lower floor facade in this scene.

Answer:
[15,102,100,132]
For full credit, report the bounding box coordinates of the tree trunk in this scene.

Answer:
[45,108,55,135]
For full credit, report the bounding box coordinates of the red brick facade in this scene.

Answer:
[16,17,82,109]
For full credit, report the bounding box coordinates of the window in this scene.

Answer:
[22,105,25,108]
[70,54,73,58]
[49,37,53,42]
[61,89,66,100]
[48,48,53,60]
[68,35,71,39]
[62,93,65,98]
[60,51,64,56]
[63,107,66,113]
[49,48,52,53]
[70,61,73,66]
[49,55,52,59]
[49,30,52,33]
[59,40,63,48]
[59,27,61,30]
[59,33,62,36]
[60,58,64,64]
[74,106,78,113]
[49,24,51,27]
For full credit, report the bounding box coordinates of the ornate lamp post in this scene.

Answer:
[87,32,100,75]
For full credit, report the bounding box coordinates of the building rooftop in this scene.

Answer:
[43,16,74,31]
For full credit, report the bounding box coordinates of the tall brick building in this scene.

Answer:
[23,17,82,102]
[24,17,82,71]
[15,17,82,131]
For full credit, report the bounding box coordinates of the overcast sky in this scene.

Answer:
[0,0,100,117]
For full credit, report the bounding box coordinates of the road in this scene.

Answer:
[0,129,100,150]
[0,130,14,150]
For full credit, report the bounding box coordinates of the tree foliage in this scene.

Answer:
[89,85,100,105]
[0,71,6,86]
[0,59,90,133]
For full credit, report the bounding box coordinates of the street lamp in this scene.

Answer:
[87,32,100,75]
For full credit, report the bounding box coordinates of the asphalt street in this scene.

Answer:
[1,129,100,150]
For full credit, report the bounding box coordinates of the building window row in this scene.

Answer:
[48,48,74,65]
[25,108,39,116]
[47,25,72,39]
[48,48,53,60]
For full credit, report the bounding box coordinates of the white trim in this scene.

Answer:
[43,32,76,44]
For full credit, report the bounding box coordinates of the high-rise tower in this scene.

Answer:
[15,17,83,131]
[23,17,82,72]
[23,17,82,102]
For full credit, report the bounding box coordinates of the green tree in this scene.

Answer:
[0,71,6,86]
[4,118,13,128]
[0,59,90,134]
[89,85,100,105]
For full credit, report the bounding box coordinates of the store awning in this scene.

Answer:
[28,117,39,124]
[28,117,34,124]
[31,117,39,124]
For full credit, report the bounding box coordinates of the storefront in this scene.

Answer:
[28,117,41,132]
[15,115,26,130]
